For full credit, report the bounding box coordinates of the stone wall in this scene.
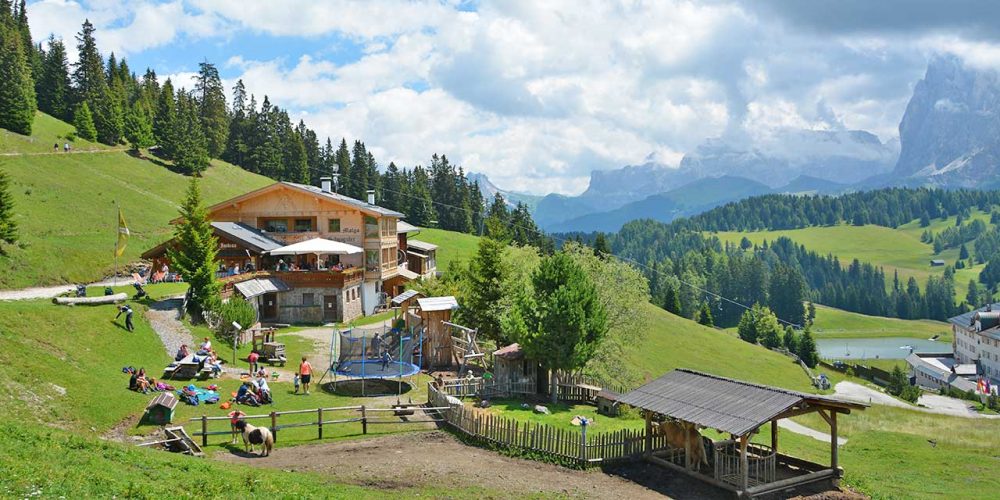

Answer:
[275,285,365,324]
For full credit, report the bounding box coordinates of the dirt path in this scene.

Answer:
[0,278,120,301]
[0,147,128,156]
[834,381,1000,419]
[216,430,728,499]
[145,299,196,358]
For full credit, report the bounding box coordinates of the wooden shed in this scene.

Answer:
[145,393,178,425]
[618,369,867,498]
[492,343,538,395]
[596,388,621,416]
[417,296,459,368]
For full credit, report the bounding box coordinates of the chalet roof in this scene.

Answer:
[407,239,438,252]
[285,182,405,217]
[417,296,459,312]
[493,343,524,360]
[212,222,283,253]
[146,392,178,411]
[397,221,420,234]
[397,268,420,280]
[391,289,423,306]
[949,304,1000,328]
[617,369,865,436]
[234,277,292,299]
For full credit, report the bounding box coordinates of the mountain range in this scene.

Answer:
[474,56,1000,233]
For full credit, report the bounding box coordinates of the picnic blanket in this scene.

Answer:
[177,385,220,406]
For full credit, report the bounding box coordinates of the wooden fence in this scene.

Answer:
[819,360,892,386]
[429,383,668,465]
[187,403,448,447]
[440,372,631,403]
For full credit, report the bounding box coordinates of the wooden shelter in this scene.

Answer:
[596,388,621,416]
[416,296,459,368]
[491,343,538,395]
[145,393,178,425]
[391,289,424,326]
[618,369,866,498]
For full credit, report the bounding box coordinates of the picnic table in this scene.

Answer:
[163,354,213,380]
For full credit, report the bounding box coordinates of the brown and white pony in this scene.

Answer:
[657,420,708,470]
[234,420,273,457]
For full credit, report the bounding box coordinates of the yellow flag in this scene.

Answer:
[115,207,130,257]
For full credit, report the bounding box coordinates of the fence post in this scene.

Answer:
[318,407,323,439]
[361,405,367,434]
[579,423,587,464]
[271,411,278,443]
[201,415,207,447]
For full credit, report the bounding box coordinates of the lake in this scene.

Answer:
[817,337,952,360]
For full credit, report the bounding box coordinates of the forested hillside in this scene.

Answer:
[578,187,1000,325]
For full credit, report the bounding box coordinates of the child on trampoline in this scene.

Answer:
[380,350,392,370]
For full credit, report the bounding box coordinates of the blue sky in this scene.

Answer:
[25,0,1000,195]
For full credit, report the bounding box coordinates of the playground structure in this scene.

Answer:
[251,326,286,367]
[320,321,423,396]
[443,321,483,375]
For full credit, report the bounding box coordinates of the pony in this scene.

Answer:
[657,420,708,470]
[234,420,273,457]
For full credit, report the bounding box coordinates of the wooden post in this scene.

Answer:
[830,410,839,472]
[317,407,324,439]
[739,434,749,493]
[271,411,278,443]
[361,405,368,434]
[644,411,653,457]
[201,415,208,447]
[771,419,778,454]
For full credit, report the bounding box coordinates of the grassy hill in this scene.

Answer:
[0,113,273,289]
[410,227,481,271]
[811,304,952,341]
[713,211,989,298]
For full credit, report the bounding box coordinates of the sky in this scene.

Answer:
[24,0,1000,195]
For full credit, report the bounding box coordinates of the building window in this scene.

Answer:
[366,250,379,272]
[294,219,313,232]
[365,216,379,238]
[264,219,288,232]
[302,293,314,306]
[328,218,341,232]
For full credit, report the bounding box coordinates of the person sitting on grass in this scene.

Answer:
[255,372,272,404]
[135,368,154,394]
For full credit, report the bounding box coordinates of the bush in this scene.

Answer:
[900,385,922,403]
[213,299,257,339]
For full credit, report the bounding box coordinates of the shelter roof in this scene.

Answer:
[397,268,420,280]
[146,392,178,411]
[407,239,438,252]
[417,296,459,312]
[285,182,405,217]
[493,343,524,360]
[212,222,283,253]
[617,369,865,436]
[234,277,292,299]
[391,289,423,306]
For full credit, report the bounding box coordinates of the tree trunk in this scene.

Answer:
[550,370,558,405]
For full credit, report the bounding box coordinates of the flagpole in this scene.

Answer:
[114,200,119,287]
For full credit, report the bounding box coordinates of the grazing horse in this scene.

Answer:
[234,420,273,457]
[657,420,708,470]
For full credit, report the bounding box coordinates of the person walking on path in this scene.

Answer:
[299,356,313,395]
[53,143,58,152]
[115,304,134,331]
[63,143,70,152]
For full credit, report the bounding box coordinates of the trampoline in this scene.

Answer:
[332,324,422,380]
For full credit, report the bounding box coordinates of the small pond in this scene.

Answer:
[816,337,951,360]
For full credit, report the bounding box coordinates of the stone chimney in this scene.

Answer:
[367,190,376,205]
[320,176,332,193]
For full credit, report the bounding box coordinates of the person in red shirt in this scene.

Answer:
[299,356,313,395]
[248,351,260,375]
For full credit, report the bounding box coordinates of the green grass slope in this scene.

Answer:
[0,111,113,154]
[713,212,989,297]
[0,113,273,289]
[811,304,952,341]
[410,227,481,271]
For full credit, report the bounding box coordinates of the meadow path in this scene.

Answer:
[145,298,196,358]
[834,381,1000,419]
[0,278,120,301]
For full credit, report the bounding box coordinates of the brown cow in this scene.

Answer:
[657,420,708,470]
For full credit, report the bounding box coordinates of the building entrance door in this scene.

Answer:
[324,295,339,323]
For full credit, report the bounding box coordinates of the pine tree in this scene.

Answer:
[153,79,175,153]
[960,244,970,260]
[167,178,220,317]
[464,225,512,345]
[593,232,610,258]
[698,302,714,327]
[171,90,209,175]
[223,80,248,166]
[967,279,981,308]
[37,36,71,121]
[194,61,228,158]
[123,100,154,150]
[407,166,436,226]
[662,282,682,315]
[782,326,798,353]
[349,140,370,200]
[72,101,96,141]
[797,326,819,368]
[512,251,607,403]
[0,166,17,253]
[334,138,351,193]
[381,162,404,212]
[0,18,36,135]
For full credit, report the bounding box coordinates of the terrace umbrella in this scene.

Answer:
[268,238,363,267]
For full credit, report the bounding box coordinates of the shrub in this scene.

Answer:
[213,299,257,339]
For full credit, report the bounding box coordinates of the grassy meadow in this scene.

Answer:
[0,113,273,289]
[409,227,480,271]
[811,304,952,341]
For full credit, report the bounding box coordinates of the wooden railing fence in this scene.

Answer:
[187,403,448,447]
[429,383,668,465]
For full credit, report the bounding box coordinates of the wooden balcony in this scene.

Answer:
[221,268,363,295]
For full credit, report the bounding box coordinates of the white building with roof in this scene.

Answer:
[949,304,1000,385]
